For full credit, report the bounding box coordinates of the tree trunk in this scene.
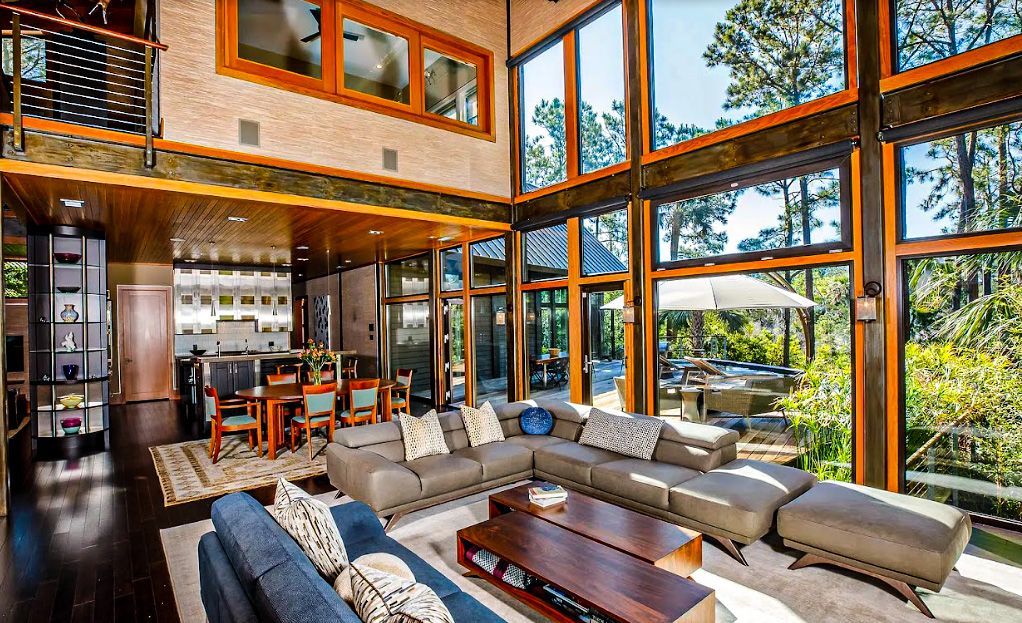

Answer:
[670,209,682,261]
[798,176,816,360]
[954,132,977,233]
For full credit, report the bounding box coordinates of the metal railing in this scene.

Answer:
[0,3,166,166]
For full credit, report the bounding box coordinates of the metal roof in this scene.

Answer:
[469,225,627,277]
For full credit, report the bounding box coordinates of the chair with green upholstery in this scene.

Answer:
[205,385,261,464]
[291,382,338,461]
[340,378,380,427]
[390,369,413,417]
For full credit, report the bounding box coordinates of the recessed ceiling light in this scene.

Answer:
[60,198,85,209]
[730,182,740,188]
[297,258,309,262]
[437,236,454,242]
[298,273,303,277]
[282,263,291,267]
[226,216,248,222]
[183,259,197,263]
[376,64,383,69]
[344,259,352,264]
[369,230,383,235]
[296,245,309,250]
[170,237,185,243]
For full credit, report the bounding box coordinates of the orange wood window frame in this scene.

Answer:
[216,0,495,141]
[879,0,1022,92]
[514,1,630,198]
[640,0,858,165]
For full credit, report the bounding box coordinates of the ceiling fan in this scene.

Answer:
[300,7,363,44]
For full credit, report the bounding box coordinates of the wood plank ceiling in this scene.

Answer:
[2,173,506,279]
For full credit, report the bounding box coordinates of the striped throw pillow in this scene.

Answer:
[272,477,348,582]
[460,401,505,447]
[399,410,450,461]
[579,408,663,460]
[350,563,454,623]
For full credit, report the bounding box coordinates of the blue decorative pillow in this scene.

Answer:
[520,407,553,435]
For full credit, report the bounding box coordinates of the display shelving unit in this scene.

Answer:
[27,226,110,454]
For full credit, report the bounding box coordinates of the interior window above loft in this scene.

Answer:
[648,0,846,151]
[895,0,1022,72]
[424,48,478,125]
[520,41,566,193]
[237,0,323,79]
[343,18,410,104]
[655,166,846,265]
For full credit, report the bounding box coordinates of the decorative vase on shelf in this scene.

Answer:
[60,304,79,323]
[62,364,79,381]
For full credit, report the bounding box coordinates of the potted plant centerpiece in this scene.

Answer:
[300,340,336,385]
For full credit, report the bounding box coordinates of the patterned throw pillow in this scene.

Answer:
[350,563,454,623]
[335,553,415,604]
[578,408,663,460]
[460,401,505,447]
[463,544,536,590]
[399,410,451,461]
[271,477,348,582]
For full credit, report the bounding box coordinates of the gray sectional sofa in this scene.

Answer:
[326,399,816,564]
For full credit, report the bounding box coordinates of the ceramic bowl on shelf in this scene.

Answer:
[58,394,85,409]
[189,349,207,356]
[56,286,82,294]
[60,417,82,435]
[54,252,82,264]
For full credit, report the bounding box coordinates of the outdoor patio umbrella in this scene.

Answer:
[601,274,817,311]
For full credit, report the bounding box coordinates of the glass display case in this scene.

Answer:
[27,226,109,448]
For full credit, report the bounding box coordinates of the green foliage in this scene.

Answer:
[896,0,1022,71]
[776,349,852,481]
[3,261,27,298]
[523,97,567,192]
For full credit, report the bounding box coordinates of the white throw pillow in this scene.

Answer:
[334,553,415,604]
[271,477,348,582]
[399,410,450,461]
[460,401,505,447]
[350,563,454,623]
[579,408,663,460]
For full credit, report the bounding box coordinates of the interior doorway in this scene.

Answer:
[118,285,172,402]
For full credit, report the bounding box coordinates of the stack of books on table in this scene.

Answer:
[529,484,567,508]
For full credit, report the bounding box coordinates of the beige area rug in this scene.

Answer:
[150,435,328,506]
[161,485,1022,623]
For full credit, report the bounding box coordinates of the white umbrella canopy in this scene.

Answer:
[602,275,817,311]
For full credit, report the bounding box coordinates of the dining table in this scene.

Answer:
[236,379,401,460]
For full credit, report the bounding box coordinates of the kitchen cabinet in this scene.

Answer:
[208,360,255,398]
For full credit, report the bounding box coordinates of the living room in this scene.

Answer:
[0,0,1019,622]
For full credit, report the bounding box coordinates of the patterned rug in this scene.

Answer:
[150,435,329,506]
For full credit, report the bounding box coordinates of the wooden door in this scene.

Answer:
[292,296,308,348]
[118,285,172,402]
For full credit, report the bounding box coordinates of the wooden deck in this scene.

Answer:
[709,414,798,465]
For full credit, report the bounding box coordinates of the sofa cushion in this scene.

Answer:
[335,553,414,604]
[653,439,737,473]
[326,444,423,512]
[345,533,460,600]
[777,480,971,590]
[534,442,624,486]
[453,442,533,481]
[519,406,554,435]
[460,402,505,447]
[399,411,451,461]
[669,459,816,542]
[592,459,701,509]
[402,454,482,497]
[578,409,663,460]
[659,419,740,450]
[349,563,453,623]
[272,478,348,582]
[441,592,506,623]
[503,434,565,451]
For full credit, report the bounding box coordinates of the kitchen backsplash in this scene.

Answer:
[174,321,290,355]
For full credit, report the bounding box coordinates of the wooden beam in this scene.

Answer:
[642,104,859,191]
[0,129,512,224]
[623,0,646,413]
[515,170,631,223]
[0,179,9,517]
[855,0,888,490]
[882,55,1022,129]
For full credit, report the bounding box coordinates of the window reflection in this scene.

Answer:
[343,18,410,104]
[237,0,324,78]
[424,49,478,125]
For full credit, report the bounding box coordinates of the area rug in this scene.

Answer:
[161,484,1022,623]
[149,435,328,506]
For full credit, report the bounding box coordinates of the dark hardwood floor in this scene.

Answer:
[0,400,333,623]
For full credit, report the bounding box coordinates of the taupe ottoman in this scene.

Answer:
[778,481,971,618]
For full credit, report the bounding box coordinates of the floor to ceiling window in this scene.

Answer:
[524,287,570,401]
[472,294,508,406]
[519,41,566,193]
[893,0,1022,72]
[384,254,433,410]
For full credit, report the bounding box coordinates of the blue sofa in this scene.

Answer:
[198,492,504,623]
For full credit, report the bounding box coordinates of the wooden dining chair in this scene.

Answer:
[267,372,297,384]
[204,385,261,464]
[340,379,379,427]
[266,372,301,443]
[390,369,414,417]
[304,367,336,384]
[290,382,337,461]
[341,356,358,379]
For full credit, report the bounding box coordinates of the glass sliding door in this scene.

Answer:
[582,286,625,410]
[524,288,569,401]
[442,298,466,407]
[472,294,508,406]
[386,301,432,410]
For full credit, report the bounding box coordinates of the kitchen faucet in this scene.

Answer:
[216,340,221,357]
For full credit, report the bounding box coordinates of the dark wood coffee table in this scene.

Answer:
[457,512,714,623]
[489,481,702,577]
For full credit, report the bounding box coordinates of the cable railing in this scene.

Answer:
[0,3,166,167]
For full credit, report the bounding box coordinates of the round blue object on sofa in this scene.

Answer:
[520,407,554,435]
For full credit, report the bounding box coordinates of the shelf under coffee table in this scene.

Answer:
[457,512,714,623]
[488,481,703,577]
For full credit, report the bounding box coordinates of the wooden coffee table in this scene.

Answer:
[457,512,714,623]
[489,481,703,577]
